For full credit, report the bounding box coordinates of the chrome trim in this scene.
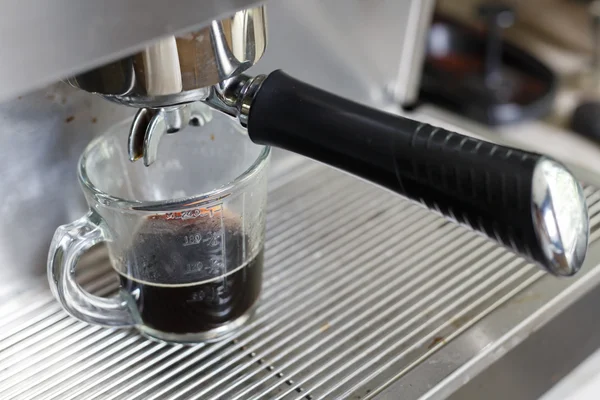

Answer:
[68,6,267,109]
[204,74,267,127]
[531,158,589,276]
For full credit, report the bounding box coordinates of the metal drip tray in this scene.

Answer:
[2,156,600,399]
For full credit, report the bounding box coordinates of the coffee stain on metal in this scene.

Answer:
[427,336,446,349]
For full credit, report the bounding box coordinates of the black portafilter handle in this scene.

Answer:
[246,70,589,276]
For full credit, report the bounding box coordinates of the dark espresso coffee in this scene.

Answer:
[115,211,263,334]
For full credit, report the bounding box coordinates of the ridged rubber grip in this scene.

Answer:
[246,70,555,272]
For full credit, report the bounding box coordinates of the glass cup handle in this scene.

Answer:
[47,211,135,327]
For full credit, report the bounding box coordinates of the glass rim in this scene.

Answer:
[78,120,271,212]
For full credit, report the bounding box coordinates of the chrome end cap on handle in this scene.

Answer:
[532,158,589,277]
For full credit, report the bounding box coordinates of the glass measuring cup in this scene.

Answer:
[47,108,270,343]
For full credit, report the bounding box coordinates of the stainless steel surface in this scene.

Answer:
[0,0,428,105]
[249,0,433,104]
[1,156,600,399]
[444,271,600,400]
[531,158,589,276]
[68,6,267,108]
[389,0,435,106]
[380,240,600,400]
[0,0,265,103]
[0,84,133,280]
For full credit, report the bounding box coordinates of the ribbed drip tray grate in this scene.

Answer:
[2,160,600,400]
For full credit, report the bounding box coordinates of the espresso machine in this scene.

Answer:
[50,3,590,277]
[1,1,600,399]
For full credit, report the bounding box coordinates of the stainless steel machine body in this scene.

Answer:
[1,0,600,398]
[0,0,264,104]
